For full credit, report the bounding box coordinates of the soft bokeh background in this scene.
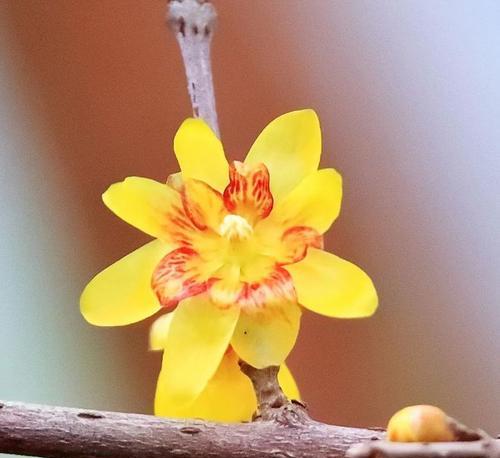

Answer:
[1,0,499,437]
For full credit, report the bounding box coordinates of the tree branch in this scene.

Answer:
[347,438,500,458]
[0,400,384,458]
[167,0,219,136]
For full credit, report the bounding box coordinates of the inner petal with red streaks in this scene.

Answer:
[209,258,297,310]
[223,161,273,224]
[279,226,323,264]
[253,221,324,266]
[152,247,222,311]
[162,202,201,249]
[181,178,228,231]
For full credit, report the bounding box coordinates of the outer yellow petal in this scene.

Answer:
[80,240,170,326]
[155,349,256,422]
[278,363,300,401]
[160,296,240,406]
[153,310,299,421]
[263,168,342,234]
[285,248,378,318]
[245,110,321,200]
[149,313,174,351]
[231,302,301,369]
[174,118,229,192]
[103,177,180,240]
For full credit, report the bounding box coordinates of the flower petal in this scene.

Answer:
[103,176,188,242]
[174,118,229,192]
[238,265,297,308]
[166,172,183,191]
[284,248,378,318]
[80,240,170,326]
[223,161,273,223]
[182,178,227,231]
[279,363,300,401]
[149,313,174,351]
[277,226,324,264]
[152,247,221,311]
[155,348,256,422]
[159,295,240,406]
[152,313,299,421]
[266,168,342,234]
[231,301,301,369]
[245,110,321,200]
[209,274,243,308]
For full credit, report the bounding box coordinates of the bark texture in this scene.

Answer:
[167,0,219,136]
[0,400,384,458]
[348,438,500,458]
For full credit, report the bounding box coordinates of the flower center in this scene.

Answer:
[219,214,253,241]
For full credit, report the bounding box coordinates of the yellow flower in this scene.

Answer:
[150,313,299,422]
[80,109,378,409]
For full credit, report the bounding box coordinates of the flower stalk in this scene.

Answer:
[239,362,309,424]
[167,0,220,137]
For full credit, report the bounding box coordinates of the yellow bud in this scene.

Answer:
[387,405,455,442]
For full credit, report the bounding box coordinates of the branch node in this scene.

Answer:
[179,426,202,435]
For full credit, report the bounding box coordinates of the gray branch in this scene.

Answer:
[347,438,500,458]
[0,400,384,458]
[167,0,220,137]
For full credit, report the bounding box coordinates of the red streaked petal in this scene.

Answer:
[181,179,227,231]
[280,226,324,264]
[163,203,200,249]
[209,264,296,310]
[237,266,296,309]
[151,247,217,311]
[209,277,244,309]
[223,161,273,223]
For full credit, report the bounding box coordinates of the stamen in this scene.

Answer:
[219,214,253,241]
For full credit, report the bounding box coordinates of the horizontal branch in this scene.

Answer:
[347,438,500,458]
[0,400,384,458]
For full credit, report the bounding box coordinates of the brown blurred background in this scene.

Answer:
[1,1,499,433]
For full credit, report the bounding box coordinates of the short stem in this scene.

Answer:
[239,361,309,424]
[167,0,220,137]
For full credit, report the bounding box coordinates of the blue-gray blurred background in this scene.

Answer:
[1,0,499,440]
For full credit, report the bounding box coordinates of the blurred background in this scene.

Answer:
[1,0,499,438]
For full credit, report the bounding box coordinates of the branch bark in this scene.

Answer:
[167,0,219,136]
[347,438,500,458]
[0,400,384,458]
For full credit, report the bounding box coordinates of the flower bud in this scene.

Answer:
[387,405,454,442]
